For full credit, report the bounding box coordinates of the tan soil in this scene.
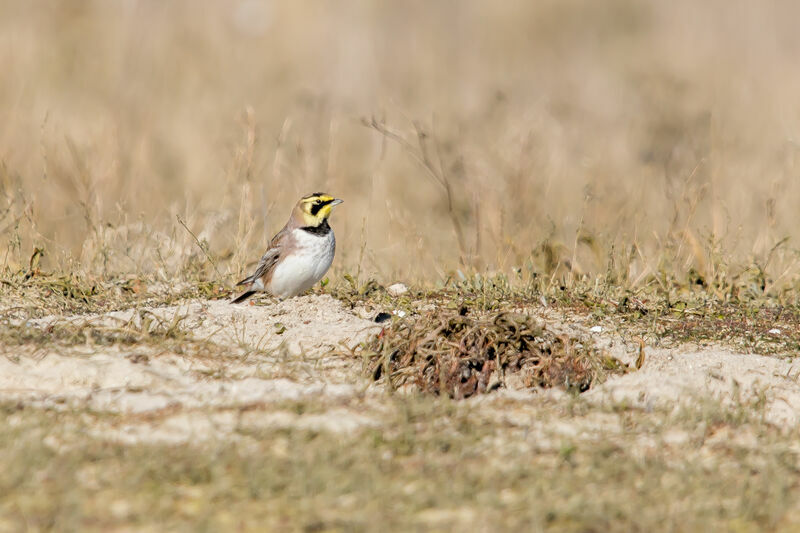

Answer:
[2,297,799,444]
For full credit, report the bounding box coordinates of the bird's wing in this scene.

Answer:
[236,247,280,286]
[236,227,291,287]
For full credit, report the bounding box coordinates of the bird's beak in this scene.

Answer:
[331,199,344,206]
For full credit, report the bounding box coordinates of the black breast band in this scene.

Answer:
[300,219,331,236]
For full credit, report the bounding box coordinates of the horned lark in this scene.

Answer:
[231,193,343,303]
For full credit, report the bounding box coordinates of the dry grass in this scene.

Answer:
[362,307,627,398]
[1,1,800,293]
[2,396,799,532]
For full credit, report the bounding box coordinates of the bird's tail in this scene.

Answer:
[231,290,256,304]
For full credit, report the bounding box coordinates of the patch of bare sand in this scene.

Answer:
[538,308,800,426]
[586,346,800,426]
[1,295,382,442]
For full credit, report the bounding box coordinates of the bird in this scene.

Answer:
[231,192,343,304]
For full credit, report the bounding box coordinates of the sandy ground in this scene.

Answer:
[2,296,799,445]
[586,347,800,426]
[1,296,381,443]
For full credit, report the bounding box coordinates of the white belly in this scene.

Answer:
[268,229,335,298]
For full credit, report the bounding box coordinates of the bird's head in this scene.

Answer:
[294,193,343,227]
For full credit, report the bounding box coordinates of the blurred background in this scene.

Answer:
[1,0,799,288]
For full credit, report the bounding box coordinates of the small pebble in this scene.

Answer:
[589,325,603,333]
[768,328,781,335]
[387,283,408,296]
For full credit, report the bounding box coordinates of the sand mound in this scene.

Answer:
[1,295,380,442]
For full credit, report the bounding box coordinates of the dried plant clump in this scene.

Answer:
[363,307,626,399]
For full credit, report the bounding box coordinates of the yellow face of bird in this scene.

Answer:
[297,193,343,226]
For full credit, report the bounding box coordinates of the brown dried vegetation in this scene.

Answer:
[363,307,626,398]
